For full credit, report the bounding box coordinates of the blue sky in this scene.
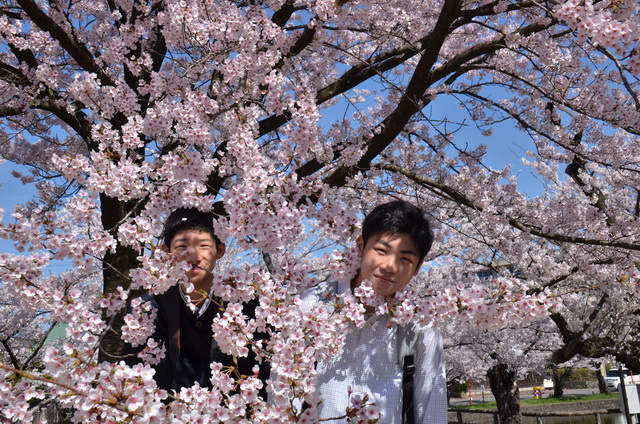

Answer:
[0,160,33,212]
[0,163,77,272]
[0,161,76,272]
[430,94,543,195]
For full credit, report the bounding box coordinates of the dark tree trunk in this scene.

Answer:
[97,195,143,363]
[487,363,521,424]
[595,363,610,394]
[551,365,572,398]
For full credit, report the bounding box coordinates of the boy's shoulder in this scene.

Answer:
[314,280,341,297]
[300,279,349,301]
[299,280,346,314]
[138,285,180,309]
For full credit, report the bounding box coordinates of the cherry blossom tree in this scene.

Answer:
[0,0,639,422]
[443,319,556,420]
[439,266,635,422]
[437,272,561,422]
[426,202,640,422]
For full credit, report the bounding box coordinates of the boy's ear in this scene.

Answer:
[160,244,169,253]
[356,236,364,257]
[216,242,226,259]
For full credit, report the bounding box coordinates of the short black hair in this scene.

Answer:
[361,200,433,262]
[162,208,221,247]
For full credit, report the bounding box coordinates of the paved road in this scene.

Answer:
[449,387,608,407]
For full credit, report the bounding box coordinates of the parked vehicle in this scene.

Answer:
[605,367,639,391]
[543,372,554,389]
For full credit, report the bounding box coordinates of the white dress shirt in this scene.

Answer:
[300,280,447,424]
[178,285,211,317]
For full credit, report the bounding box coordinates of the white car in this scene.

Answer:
[605,368,637,391]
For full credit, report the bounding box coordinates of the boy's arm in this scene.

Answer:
[413,327,448,424]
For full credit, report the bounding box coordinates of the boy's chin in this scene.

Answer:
[187,273,213,289]
[371,280,398,297]
[372,283,411,298]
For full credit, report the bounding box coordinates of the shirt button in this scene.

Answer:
[195,321,203,328]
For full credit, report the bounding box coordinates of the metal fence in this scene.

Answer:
[449,407,621,424]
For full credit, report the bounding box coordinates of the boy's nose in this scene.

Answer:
[182,247,198,262]
[381,256,398,273]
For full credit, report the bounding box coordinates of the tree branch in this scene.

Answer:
[381,163,640,251]
[15,0,112,86]
[322,0,462,187]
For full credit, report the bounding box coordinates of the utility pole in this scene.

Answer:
[619,365,635,424]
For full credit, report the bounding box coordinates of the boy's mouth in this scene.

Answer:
[192,264,213,275]
[374,275,394,285]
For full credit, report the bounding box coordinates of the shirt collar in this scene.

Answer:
[178,285,211,317]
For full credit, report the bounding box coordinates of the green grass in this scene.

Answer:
[451,393,618,410]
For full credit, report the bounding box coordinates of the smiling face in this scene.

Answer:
[354,232,422,297]
[166,229,225,292]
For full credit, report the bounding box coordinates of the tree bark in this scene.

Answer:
[550,365,572,398]
[487,363,521,424]
[596,362,610,394]
[97,194,142,363]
